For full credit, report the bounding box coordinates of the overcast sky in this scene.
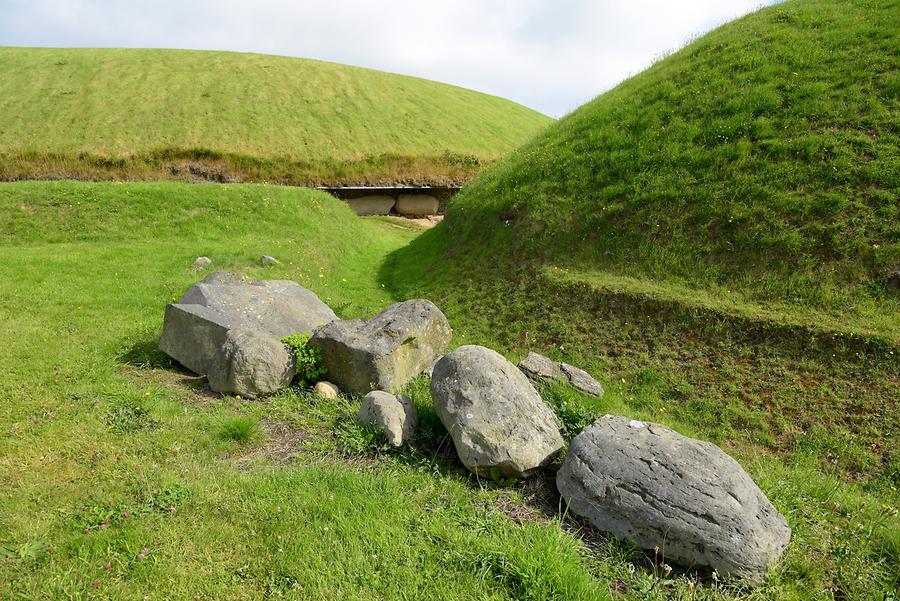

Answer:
[0,0,772,116]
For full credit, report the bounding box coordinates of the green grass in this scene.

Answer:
[0,47,551,185]
[217,415,262,444]
[440,0,899,337]
[1,180,898,599]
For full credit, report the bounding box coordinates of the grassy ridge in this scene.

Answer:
[0,47,551,184]
[442,0,899,333]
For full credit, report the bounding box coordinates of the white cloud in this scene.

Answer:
[0,0,770,116]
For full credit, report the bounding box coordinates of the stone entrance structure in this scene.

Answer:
[319,186,459,217]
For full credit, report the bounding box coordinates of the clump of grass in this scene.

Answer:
[103,399,159,433]
[333,419,390,456]
[539,381,600,441]
[217,415,261,444]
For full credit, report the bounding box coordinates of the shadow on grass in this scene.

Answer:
[119,336,175,369]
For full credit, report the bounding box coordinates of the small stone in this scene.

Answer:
[314,381,340,400]
[358,391,417,447]
[261,255,281,266]
[193,256,212,270]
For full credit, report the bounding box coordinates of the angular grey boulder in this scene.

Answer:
[430,345,564,478]
[357,391,417,447]
[159,276,336,375]
[207,328,296,398]
[308,299,451,396]
[518,352,604,398]
[556,415,791,583]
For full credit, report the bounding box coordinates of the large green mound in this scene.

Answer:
[442,0,898,337]
[0,47,550,184]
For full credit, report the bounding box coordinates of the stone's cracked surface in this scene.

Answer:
[557,415,791,584]
[309,299,451,396]
[517,352,604,398]
[431,345,564,478]
[159,273,337,375]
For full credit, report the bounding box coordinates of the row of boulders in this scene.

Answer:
[158,274,789,584]
[346,194,440,217]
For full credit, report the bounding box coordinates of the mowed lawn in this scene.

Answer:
[1,181,898,600]
[0,48,551,185]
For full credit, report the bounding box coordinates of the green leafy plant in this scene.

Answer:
[540,381,599,441]
[281,332,327,387]
[333,419,390,455]
[0,539,48,561]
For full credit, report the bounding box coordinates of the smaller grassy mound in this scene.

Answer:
[443,0,899,338]
[0,48,551,185]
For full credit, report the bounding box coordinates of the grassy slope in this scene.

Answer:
[0,47,551,185]
[440,0,899,337]
[1,180,898,600]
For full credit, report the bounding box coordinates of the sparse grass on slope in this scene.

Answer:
[442,0,899,336]
[0,47,551,185]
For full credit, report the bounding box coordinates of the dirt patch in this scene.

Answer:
[404,215,444,229]
[231,420,309,467]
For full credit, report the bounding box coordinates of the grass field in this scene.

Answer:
[442,0,899,335]
[2,0,899,598]
[0,47,551,185]
[1,180,897,600]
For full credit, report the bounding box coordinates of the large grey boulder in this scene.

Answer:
[159,275,336,375]
[308,300,451,396]
[207,328,296,398]
[430,345,564,478]
[346,195,396,216]
[557,415,791,583]
[518,352,604,398]
[395,194,439,217]
[358,391,417,447]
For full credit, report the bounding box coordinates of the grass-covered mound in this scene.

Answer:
[0,48,551,185]
[441,0,899,338]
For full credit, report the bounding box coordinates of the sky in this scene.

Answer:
[0,0,773,117]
